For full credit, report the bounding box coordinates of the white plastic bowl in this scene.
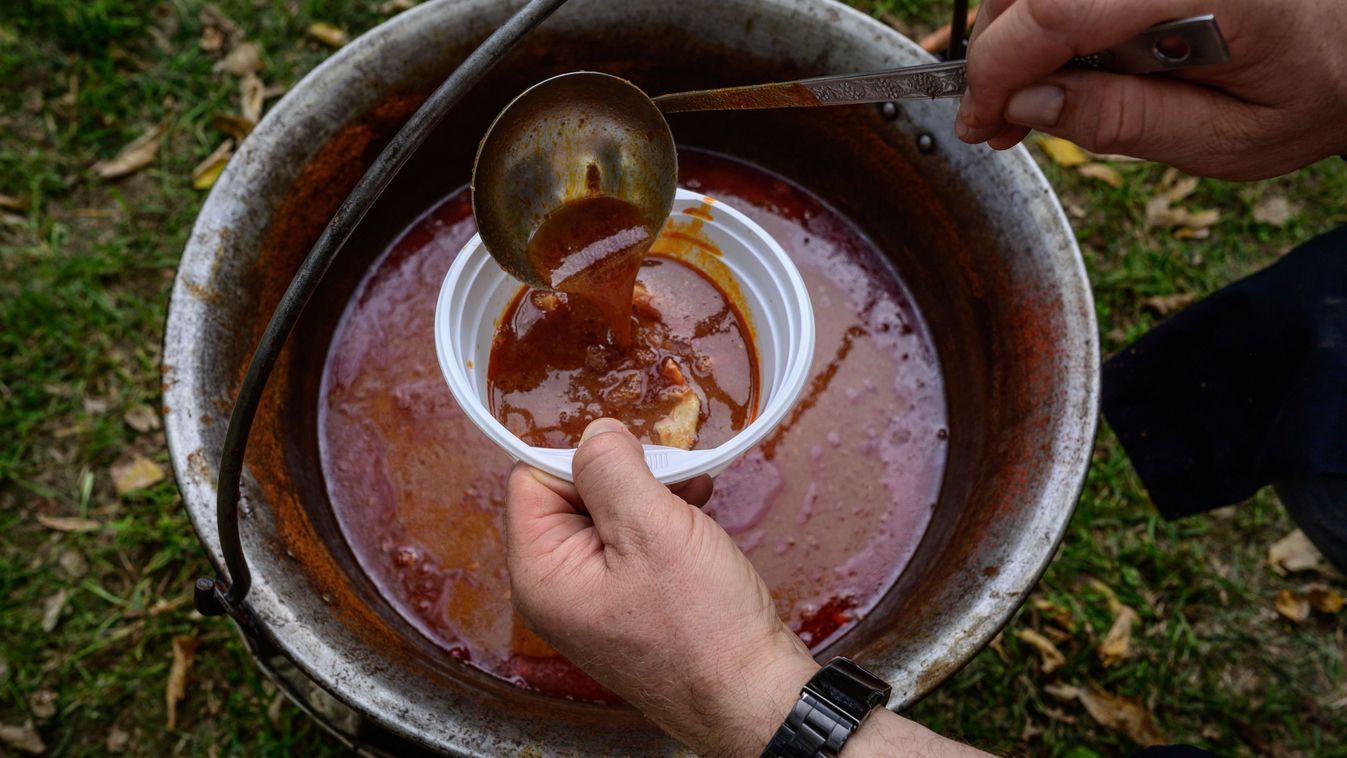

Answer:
[434,188,814,484]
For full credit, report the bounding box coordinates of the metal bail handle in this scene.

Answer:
[194,0,574,623]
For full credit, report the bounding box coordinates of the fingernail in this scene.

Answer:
[1005,85,1065,128]
[527,466,570,490]
[955,91,978,142]
[579,417,626,444]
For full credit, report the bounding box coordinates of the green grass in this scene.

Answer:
[1,1,1343,755]
[904,149,1347,754]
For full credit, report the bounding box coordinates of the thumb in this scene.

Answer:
[571,418,686,554]
[1003,70,1262,178]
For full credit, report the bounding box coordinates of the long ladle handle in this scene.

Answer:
[653,14,1229,114]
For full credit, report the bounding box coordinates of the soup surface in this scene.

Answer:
[319,150,947,703]
[488,254,758,449]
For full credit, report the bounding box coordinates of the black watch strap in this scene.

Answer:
[762,658,892,758]
[764,691,856,757]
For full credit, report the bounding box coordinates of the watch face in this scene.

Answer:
[807,658,893,719]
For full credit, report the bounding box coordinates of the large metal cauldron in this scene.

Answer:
[164,0,1098,753]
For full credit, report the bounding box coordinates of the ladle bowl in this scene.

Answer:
[472,71,677,288]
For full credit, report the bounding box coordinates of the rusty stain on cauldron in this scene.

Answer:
[244,94,433,666]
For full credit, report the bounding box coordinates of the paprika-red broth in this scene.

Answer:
[319,149,947,703]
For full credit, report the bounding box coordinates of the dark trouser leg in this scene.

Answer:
[1103,226,1347,522]
[1274,474,1347,574]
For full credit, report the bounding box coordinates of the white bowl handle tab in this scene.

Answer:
[640,446,722,485]
[521,445,723,486]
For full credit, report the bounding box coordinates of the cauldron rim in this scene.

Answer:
[164,0,1099,752]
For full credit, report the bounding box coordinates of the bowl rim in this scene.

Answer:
[434,188,817,484]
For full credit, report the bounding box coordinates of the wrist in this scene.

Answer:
[684,626,819,757]
[740,641,821,755]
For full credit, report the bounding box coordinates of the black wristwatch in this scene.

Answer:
[761,658,892,757]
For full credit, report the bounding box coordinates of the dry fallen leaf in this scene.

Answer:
[1042,626,1073,643]
[1016,628,1066,674]
[307,22,349,48]
[1078,162,1123,188]
[145,595,191,617]
[1145,194,1220,235]
[40,590,66,633]
[1046,684,1165,746]
[1040,136,1087,167]
[105,727,130,753]
[1145,196,1182,228]
[29,691,57,721]
[111,453,165,495]
[91,122,168,180]
[199,25,224,53]
[57,548,87,579]
[381,0,418,13]
[240,73,264,123]
[199,4,242,53]
[124,404,162,433]
[988,631,1010,664]
[1098,605,1139,667]
[1269,529,1327,575]
[1274,588,1310,622]
[36,514,100,532]
[1252,195,1300,227]
[212,41,264,77]
[1156,166,1178,189]
[1142,292,1198,316]
[44,382,74,398]
[0,720,46,754]
[1305,584,1344,614]
[1030,594,1074,628]
[211,113,255,141]
[1085,150,1145,163]
[166,636,200,730]
[192,140,234,191]
[147,23,172,52]
[0,193,30,211]
[1163,176,1200,203]
[1183,208,1221,230]
[1086,579,1122,613]
[267,692,287,729]
[1020,717,1043,742]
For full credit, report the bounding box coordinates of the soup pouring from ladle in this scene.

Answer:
[471,14,1229,284]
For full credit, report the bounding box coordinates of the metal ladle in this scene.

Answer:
[471,14,1229,286]
[472,72,678,289]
